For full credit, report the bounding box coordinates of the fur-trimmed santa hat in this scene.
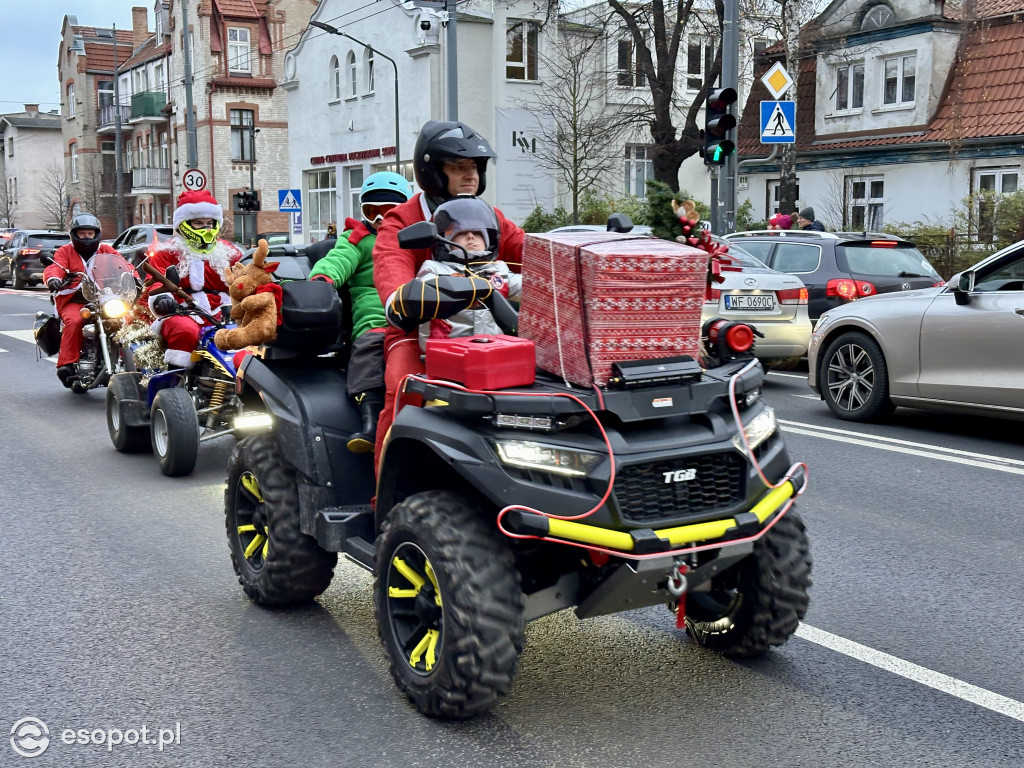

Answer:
[173,189,223,230]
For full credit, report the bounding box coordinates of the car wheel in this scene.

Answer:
[820,331,894,421]
[13,273,26,290]
[150,387,200,476]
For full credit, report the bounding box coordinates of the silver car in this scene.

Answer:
[808,238,1024,421]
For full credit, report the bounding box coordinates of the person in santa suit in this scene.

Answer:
[44,212,135,388]
[141,188,242,368]
[371,120,525,465]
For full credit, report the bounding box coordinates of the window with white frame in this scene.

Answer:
[365,49,375,93]
[228,27,251,73]
[118,73,130,104]
[752,38,770,59]
[67,83,76,117]
[101,141,115,174]
[134,68,149,93]
[834,62,864,111]
[70,144,78,182]
[847,176,884,230]
[230,109,255,162]
[624,145,654,198]
[97,80,114,107]
[617,37,644,87]
[330,56,340,100]
[305,168,337,242]
[159,132,168,167]
[348,166,363,220]
[347,51,357,97]
[506,21,539,81]
[153,62,165,92]
[767,179,801,216]
[686,37,713,90]
[882,54,915,106]
[975,168,1020,242]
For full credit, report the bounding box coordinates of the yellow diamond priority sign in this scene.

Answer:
[761,62,794,100]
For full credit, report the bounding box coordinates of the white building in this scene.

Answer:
[283,0,775,242]
[0,106,65,230]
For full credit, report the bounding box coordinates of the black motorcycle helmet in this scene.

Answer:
[432,196,500,263]
[413,120,497,200]
[70,212,103,258]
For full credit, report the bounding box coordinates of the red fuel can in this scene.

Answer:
[425,335,536,390]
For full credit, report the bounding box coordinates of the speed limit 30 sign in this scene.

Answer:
[182,168,207,191]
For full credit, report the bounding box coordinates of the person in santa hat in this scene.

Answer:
[140,188,243,368]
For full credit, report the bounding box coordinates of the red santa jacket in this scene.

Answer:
[43,243,129,314]
[373,193,524,348]
[140,238,242,316]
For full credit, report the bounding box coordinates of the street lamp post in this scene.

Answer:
[309,21,401,172]
[248,122,260,244]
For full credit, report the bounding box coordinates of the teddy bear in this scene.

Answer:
[213,239,283,351]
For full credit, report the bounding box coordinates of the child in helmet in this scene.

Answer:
[410,196,522,351]
[309,171,413,452]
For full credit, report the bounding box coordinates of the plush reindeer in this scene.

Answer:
[213,239,283,351]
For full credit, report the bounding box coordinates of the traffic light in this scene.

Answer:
[234,191,261,211]
[703,87,738,166]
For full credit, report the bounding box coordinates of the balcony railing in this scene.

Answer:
[97,104,131,131]
[132,167,170,191]
[131,91,167,120]
[100,172,132,195]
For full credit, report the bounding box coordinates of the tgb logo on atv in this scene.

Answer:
[663,468,697,483]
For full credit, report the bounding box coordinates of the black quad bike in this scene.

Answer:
[224,222,812,719]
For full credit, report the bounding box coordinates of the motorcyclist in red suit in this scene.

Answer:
[140,189,242,368]
[43,213,131,388]
[372,120,525,466]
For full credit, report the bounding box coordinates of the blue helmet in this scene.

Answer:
[359,172,413,228]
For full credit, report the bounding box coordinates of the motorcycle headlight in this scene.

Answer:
[732,405,777,455]
[102,299,129,318]
[494,440,602,477]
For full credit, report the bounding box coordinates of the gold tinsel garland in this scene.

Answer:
[114,320,168,382]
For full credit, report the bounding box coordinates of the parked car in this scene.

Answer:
[0,228,15,287]
[239,243,311,281]
[252,231,290,246]
[7,230,71,289]
[721,230,944,324]
[808,238,1024,422]
[108,224,175,267]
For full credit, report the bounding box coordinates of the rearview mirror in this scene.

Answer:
[606,213,634,233]
[953,269,975,306]
[39,254,54,266]
[397,221,439,250]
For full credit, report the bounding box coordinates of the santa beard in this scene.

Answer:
[162,236,235,291]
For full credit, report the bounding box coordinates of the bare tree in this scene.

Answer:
[519,18,642,222]
[37,162,71,230]
[0,171,15,227]
[77,165,114,224]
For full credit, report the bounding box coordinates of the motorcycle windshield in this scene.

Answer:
[82,251,139,304]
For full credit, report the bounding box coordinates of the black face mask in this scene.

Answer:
[73,237,100,258]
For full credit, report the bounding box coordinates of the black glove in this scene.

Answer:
[151,293,178,318]
[385,274,494,332]
[46,277,63,292]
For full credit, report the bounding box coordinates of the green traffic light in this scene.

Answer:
[712,145,723,162]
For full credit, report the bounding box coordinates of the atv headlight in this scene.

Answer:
[234,412,273,431]
[495,440,602,477]
[102,299,129,319]
[732,405,776,455]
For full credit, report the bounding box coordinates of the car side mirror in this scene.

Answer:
[39,254,54,266]
[606,213,634,233]
[397,221,439,250]
[953,270,974,306]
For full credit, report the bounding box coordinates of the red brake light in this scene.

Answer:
[932,281,945,287]
[21,248,41,255]
[705,286,721,304]
[826,278,858,299]
[857,281,876,296]
[776,287,808,304]
[870,240,899,248]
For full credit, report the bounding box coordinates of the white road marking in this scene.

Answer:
[797,624,1024,723]
[780,418,1024,472]
[791,394,818,399]
[767,371,808,379]
[1,329,37,344]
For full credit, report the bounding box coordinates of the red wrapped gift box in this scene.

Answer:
[518,233,707,387]
[425,335,536,390]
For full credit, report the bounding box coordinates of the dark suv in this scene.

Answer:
[108,224,174,266]
[722,230,944,323]
[7,230,71,289]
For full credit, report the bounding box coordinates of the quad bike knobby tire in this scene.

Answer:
[820,331,895,421]
[374,491,525,719]
[685,509,812,658]
[150,387,200,476]
[106,374,150,453]
[225,434,337,605]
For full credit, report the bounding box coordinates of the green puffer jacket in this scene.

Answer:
[308,220,385,339]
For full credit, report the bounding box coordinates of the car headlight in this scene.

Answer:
[495,440,602,477]
[101,299,129,319]
[732,406,777,455]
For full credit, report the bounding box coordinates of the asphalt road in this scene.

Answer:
[2,286,1022,767]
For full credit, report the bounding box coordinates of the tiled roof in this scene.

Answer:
[123,40,172,68]
[738,10,1024,156]
[73,27,135,44]
[945,0,1024,19]
[213,0,266,19]
[83,41,135,73]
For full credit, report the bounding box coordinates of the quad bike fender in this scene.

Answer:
[109,373,149,427]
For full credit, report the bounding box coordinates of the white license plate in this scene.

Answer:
[725,294,776,311]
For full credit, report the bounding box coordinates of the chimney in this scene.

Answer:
[24,104,39,117]
[132,7,150,48]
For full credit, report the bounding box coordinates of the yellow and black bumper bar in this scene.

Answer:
[504,479,798,555]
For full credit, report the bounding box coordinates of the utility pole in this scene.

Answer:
[113,26,125,233]
[182,0,198,169]
[248,121,259,244]
[721,0,739,234]
[445,0,458,120]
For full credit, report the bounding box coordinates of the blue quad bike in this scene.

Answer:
[224,222,812,719]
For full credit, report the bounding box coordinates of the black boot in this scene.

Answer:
[56,364,76,388]
[347,390,383,453]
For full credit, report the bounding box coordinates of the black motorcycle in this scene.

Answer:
[34,251,138,393]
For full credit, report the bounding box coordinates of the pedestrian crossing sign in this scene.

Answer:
[760,101,796,144]
[278,189,302,212]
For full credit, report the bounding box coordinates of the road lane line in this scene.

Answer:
[797,624,1024,723]
[780,418,1024,467]
[791,394,818,399]
[1,329,37,344]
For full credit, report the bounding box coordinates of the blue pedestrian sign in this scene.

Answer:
[760,101,796,144]
[278,189,302,212]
